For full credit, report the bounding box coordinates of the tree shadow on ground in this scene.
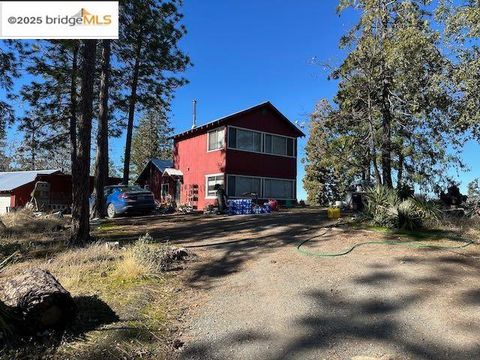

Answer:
[180,211,329,289]
[181,234,480,359]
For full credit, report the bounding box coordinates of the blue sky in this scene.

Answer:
[4,0,480,199]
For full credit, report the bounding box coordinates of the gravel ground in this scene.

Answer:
[173,209,480,360]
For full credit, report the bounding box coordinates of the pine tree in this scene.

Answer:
[324,0,460,190]
[93,40,112,218]
[0,41,19,134]
[303,100,362,205]
[131,109,173,177]
[116,0,191,184]
[0,42,20,167]
[19,41,81,172]
[438,0,480,139]
[71,40,97,246]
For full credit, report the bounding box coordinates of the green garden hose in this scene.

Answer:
[296,230,476,258]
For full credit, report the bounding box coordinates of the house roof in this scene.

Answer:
[163,168,183,177]
[0,170,62,192]
[171,101,305,140]
[136,159,173,183]
[150,159,173,172]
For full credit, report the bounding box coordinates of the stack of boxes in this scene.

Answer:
[227,199,273,215]
[227,199,253,215]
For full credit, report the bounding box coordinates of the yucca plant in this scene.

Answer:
[364,186,400,228]
[364,186,440,231]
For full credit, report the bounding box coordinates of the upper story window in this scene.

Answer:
[228,126,295,157]
[208,127,225,151]
[228,127,262,152]
[264,134,294,157]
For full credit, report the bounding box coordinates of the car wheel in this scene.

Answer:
[107,203,116,218]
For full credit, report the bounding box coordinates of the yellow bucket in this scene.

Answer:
[327,207,341,219]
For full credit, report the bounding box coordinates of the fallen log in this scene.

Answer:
[1,269,76,332]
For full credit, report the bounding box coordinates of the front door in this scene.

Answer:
[161,183,169,201]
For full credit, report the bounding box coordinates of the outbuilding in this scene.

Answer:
[0,170,122,214]
[0,170,65,214]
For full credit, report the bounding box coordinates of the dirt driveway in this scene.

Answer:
[99,209,480,359]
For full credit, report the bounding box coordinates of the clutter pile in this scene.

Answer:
[227,199,273,215]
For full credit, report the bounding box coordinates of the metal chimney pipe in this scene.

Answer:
[192,100,197,129]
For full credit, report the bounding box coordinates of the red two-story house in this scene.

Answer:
[137,102,305,209]
[173,101,305,209]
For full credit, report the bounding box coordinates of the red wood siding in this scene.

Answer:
[136,167,176,202]
[225,107,297,182]
[137,166,163,201]
[173,131,226,209]
[227,107,300,138]
[225,150,296,179]
[11,174,120,209]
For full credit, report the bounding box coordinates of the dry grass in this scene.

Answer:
[113,250,150,281]
[437,215,480,240]
[0,210,68,260]
[1,209,64,234]
[0,232,186,359]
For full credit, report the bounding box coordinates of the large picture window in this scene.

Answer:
[263,179,294,199]
[227,175,295,199]
[227,175,262,197]
[208,128,225,151]
[228,127,262,152]
[228,127,295,157]
[264,134,294,156]
[206,174,224,197]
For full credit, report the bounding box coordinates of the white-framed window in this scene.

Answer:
[227,126,295,157]
[206,174,224,198]
[228,127,262,152]
[227,175,262,197]
[208,127,225,151]
[226,175,295,200]
[264,178,294,199]
[264,134,294,156]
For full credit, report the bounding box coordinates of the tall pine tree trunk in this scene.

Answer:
[71,40,97,246]
[381,80,393,188]
[379,3,393,188]
[94,40,111,219]
[367,94,382,186]
[70,43,79,211]
[122,36,143,185]
[397,150,404,189]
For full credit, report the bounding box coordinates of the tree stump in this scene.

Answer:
[1,269,76,332]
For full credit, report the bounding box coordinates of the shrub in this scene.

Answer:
[364,186,400,228]
[364,186,440,231]
[117,233,189,278]
[131,237,173,273]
